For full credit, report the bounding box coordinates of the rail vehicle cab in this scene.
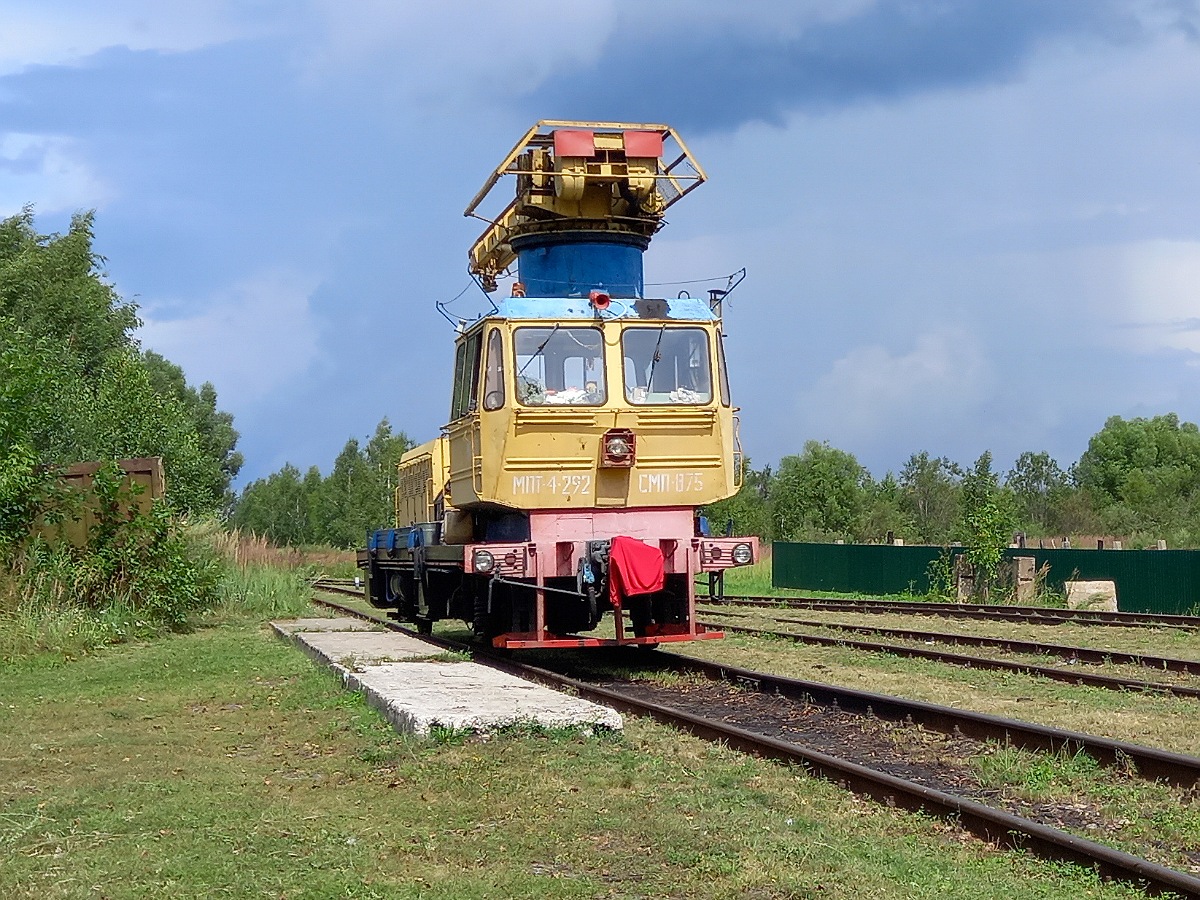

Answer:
[360,120,759,648]
[443,299,741,513]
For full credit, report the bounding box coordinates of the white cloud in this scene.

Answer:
[137,269,323,404]
[0,133,113,215]
[1115,239,1200,357]
[0,2,270,74]
[299,0,616,101]
[799,329,993,446]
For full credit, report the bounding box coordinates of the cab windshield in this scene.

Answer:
[513,326,606,406]
[621,326,712,404]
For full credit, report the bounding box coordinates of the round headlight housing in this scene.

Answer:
[732,543,754,566]
[605,436,631,459]
[601,428,636,466]
[472,549,495,574]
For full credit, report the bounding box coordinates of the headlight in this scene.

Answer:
[473,549,495,574]
[601,428,636,466]
[732,543,753,565]
[605,436,631,459]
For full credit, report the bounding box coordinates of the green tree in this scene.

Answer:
[0,209,228,627]
[957,451,1017,598]
[703,459,772,538]
[232,464,313,546]
[302,465,324,541]
[1006,451,1068,533]
[0,323,65,548]
[899,452,961,544]
[859,472,911,543]
[1075,414,1200,537]
[0,208,239,517]
[769,441,869,541]
[363,418,414,527]
[142,351,244,511]
[313,438,381,549]
[0,208,138,379]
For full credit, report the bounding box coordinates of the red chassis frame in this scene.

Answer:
[464,507,758,649]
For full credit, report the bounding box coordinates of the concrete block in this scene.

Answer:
[1065,580,1118,612]
[345,662,623,737]
[273,616,379,633]
[271,619,622,737]
[1011,556,1036,604]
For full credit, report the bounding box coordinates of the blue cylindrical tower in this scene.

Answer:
[511,231,649,298]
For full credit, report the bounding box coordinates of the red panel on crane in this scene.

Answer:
[553,130,595,157]
[623,131,663,157]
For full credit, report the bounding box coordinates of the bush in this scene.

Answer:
[1,465,225,663]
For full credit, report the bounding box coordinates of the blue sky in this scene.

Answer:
[4,0,1200,486]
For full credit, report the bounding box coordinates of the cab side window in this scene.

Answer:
[450,331,483,419]
[717,333,731,407]
[449,342,467,420]
[483,329,505,410]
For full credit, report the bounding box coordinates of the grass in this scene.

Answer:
[0,525,338,667]
[716,556,776,595]
[697,606,1200,695]
[0,585,1151,898]
[673,629,1200,870]
[972,745,1200,869]
[699,603,1200,660]
[675,632,1200,755]
[714,556,933,603]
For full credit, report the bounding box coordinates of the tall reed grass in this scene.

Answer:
[2,525,346,665]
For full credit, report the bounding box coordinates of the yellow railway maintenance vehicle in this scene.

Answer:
[358,121,758,649]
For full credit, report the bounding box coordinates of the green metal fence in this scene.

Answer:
[772,542,1200,615]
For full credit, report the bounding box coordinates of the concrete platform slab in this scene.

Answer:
[273,616,380,633]
[272,619,622,737]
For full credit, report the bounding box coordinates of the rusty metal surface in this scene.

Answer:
[38,456,166,548]
[527,674,1200,900]
[656,650,1200,788]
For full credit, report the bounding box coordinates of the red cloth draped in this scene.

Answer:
[608,535,665,609]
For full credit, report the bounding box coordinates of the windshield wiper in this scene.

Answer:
[645,323,668,389]
[519,324,561,376]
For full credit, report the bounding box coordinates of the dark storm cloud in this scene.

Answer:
[526,0,1192,131]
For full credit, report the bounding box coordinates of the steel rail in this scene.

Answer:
[311,584,1200,784]
[520,671,1200,900]
[701,606,1200,674]
[701,620,1200,700]
[713,595,1200,630]
[308,590,1200,898]
[657,650,1200,788]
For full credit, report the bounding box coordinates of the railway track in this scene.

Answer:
[309,583,1200,897]
[710,595,1200,630]
[699,607,1200,673]
[698,613,1200,700]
